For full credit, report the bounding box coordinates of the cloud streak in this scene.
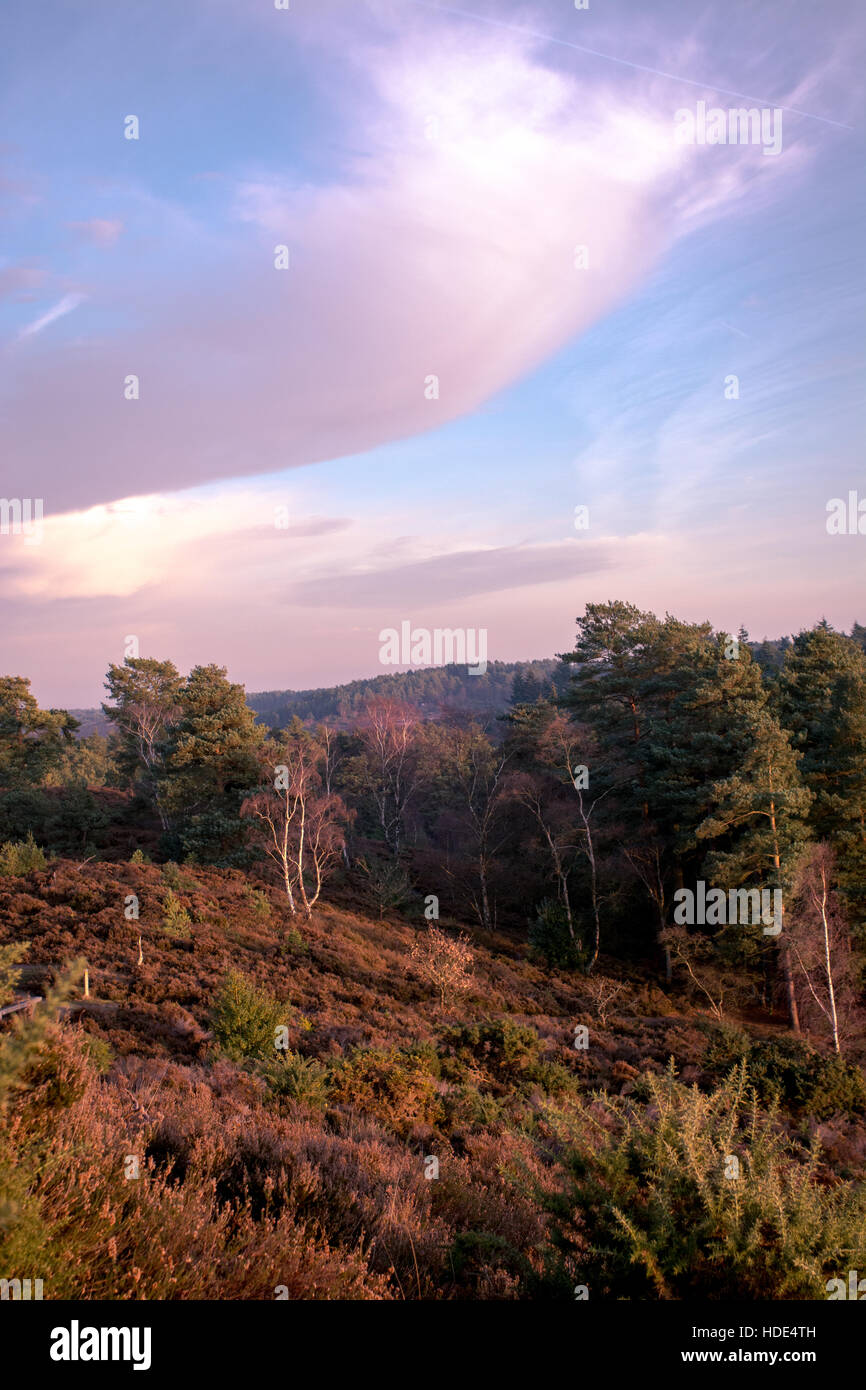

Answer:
[17,292,85,339]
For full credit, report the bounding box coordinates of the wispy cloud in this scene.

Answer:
[17,292,85,339]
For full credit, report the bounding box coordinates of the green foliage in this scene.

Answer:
[282,926,307,956]
[550,1062,866,1299]
[246,886,272,919]
[355,855,413,918]
[442,1083,504,1130]
[0,676,77,788]
[779,624,866,933]
[0,940,29,1009]
[529,898,583,970]
[161,860,200,892]
[702,1031,866,1120]
[160,890,192,939]
[130,848,150,864]
[80,1034,114,1074]
[41,732,121,789]
[438,1020,556,1095]
[0,832,47,877]
[0,961,86,1114]
[102,656,183,798]
[330,1045,443,1135]
[210,970,286,1063]
[261,1050,330,1108]
[0,786,111,857]
[249,660,564,727]
[159,664,263,865]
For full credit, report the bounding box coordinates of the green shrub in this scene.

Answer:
[439,1020,548,1093]
[161,890,192,939]
[702,1031,866,1120]
[161,861,199,892]
[331,1046,443,1136]
[442,1084,504,1131]
[528,899,583,970]
[548,1061,866,1299]
[0,940,29,1009]
[246,887,272,919]
[282,926,307,956]
[0,832,47,877]
[0,789,110,857]
[700,1021,750,1076]
[210,970,286,1063]
[130,848,150,865]
[80,1034,114,1074]
[261,1050,330,1108]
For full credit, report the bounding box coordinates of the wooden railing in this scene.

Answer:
[0,995,43,1020]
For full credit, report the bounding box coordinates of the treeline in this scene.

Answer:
[248,658,568,726]
[58,659,568,739]
[2,603,865,1051]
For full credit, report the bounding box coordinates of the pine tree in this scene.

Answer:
[160,665,264,863]
[694,653,812,1031]
[778,622,866,937]
[0,677,77,788]
[102,657,183,825]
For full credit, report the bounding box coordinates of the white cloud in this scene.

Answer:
[17,292,85,339]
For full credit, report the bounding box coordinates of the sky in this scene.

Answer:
[1,0,864,706]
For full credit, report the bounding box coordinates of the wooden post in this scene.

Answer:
[83,968,90,999]
[137,935,143,967]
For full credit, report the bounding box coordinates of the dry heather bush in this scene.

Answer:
[1,1000,580,1300]
[408,925,474,1011]
[1,1026,386,1299]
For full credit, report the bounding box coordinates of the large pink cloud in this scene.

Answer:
[1,23,733,515]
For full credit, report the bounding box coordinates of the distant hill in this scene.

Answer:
[67,708,113,738]
[65,625,866,736]
[248,658,571,729]
[66,659,569,738]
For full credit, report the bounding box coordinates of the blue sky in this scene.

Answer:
[1,0,864,704]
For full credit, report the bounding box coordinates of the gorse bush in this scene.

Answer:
[702,1029,866,1119]
[548,1061,866,1299]
[210,970,286,1063]
[0,832,47,877]
[439,1020,551,1094]
[331,1045,444,1136]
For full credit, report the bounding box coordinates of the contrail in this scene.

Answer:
[18,293,85,339]
[402,0,854,131]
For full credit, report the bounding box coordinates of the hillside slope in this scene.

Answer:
[2,859,865,1300]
